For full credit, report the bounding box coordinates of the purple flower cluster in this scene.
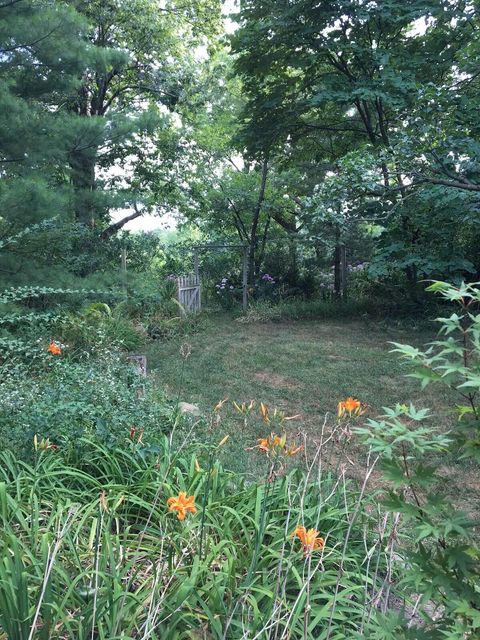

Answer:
[166,273,177,281]
[215,277,235,293]
[347,263,366,273]
[261,273,275,284]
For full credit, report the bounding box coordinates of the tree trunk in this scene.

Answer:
[70,148,97,226]
[248,158,269,285]
[334,244,342,296]
[288,235,298,286]
[333,226,346,298]
[255,214,271,277]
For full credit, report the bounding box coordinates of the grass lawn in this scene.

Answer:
[145,314,465,465]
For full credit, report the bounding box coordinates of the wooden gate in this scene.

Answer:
[177,274,201,313]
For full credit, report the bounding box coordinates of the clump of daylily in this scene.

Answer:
[337,397,367,419]
[167,491,197,521]
[195,400,232,559]
[232,399,256,415]
[291,526,325,556]
[259,402,300,426]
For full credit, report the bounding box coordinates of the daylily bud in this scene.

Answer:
[99,490,108,512]
[218,435,230,447]
[214,397,229,412]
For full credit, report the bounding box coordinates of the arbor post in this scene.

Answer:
[193,249,199,279]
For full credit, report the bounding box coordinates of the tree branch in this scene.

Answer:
[416,176,480,192]
[100,203,145,239]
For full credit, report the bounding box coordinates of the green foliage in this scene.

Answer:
[230,0,480,294]
[0,284,115,362]
[57,305,145,352]
[0,353,170,458]
[145,313,205,341]
[238,297,389,324]
[392,281,480,459]
[355,281,480,636]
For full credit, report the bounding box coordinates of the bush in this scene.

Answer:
[0,352,171,457]
[118,276,180,319]
[57,309,146,352]
[355,280,480,637]
[146,312,205,341]
[213,275,242,309]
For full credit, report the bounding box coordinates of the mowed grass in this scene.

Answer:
[147,314,452,416]
[145,314,460,478]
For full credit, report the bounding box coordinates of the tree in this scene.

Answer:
[0,0,223,286]
[231,0,477,291]
[153,53,323,284]
[65,0,222,231]
[0,0,100,285]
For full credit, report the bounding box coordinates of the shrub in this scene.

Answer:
[0,352,171,457]
[0,286,112,363]
[57,308,146,352]
[355,281,480,637]
[213,275,241,309]
[116,276,180,319]
[145,312,205,341]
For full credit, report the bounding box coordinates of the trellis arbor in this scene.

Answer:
[177,244,249,313]
[176,238,349,313]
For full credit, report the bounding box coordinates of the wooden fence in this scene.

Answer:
[177,274,201,313]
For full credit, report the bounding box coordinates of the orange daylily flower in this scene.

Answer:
[47,341,62,355]
[256,433,284,453]
[167,491,197,521]
[345,397,360,413]
[255,433,302,457]
[337,397,366,418]
[291,526,325,555]
[256,437,270,453]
